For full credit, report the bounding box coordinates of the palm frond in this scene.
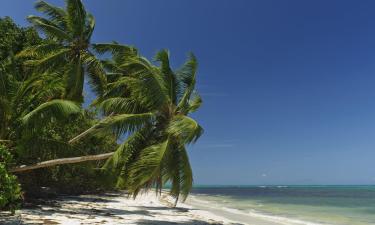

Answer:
[112,56,169,109]
[84,13,95,41]
[176,53,198,88]
[81,52,107,96]
[101,79,131,100]
[187,92,202,113]
[103,127,151,172]
[17,43,64,59]
[92,43,137,58]
[166,115,203,144]
[28,72,65,102]
[64,56,84,101]
[160,146,193,204]
[22,99,82,130]
[34,0,67,29]
[99,97,147,115]
[154,49,177,104]
[71,112,154,143]
[66,0,86,36]
[178,146,193,201]
[94,113,154,138]
[115,76,167,110]
[25,48,70,72]
[176,53,198,113]
[127,138,171,196]
[27,15,71,41]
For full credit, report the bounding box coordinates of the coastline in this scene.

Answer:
[0,192,240,225]
[186,195,322,225]
[0,191,328,225]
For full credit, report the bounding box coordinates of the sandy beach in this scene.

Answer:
[0,192,244,225]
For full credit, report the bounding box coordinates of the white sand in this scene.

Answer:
[0,192,243,225]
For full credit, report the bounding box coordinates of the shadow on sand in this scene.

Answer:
[137,218,244,225]
[0,195,245,225]
[138,205,191,212]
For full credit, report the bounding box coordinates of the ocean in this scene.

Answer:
[187,186,375,225]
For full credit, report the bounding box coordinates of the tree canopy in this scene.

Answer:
[0,0,203,211]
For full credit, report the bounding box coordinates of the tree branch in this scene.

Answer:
[10,152,114,173]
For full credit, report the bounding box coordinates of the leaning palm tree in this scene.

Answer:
[71,48,203,204]
[18,0,108,102]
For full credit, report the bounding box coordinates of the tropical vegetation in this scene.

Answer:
[0,0,203,212]
[0,145,21,214]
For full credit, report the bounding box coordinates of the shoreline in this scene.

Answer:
[186,195,321,225]
[0,192,241,225]
[0,191,322,225]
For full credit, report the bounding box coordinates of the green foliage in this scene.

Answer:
[0,18,66,143]
[0,0,203,207]
[19,0,107,102]
[22,99,82,131]
[0,16,41,88]
[0,16,116,198]
[16,110,118,195]
[76,48,203,203]
[0,145,21,214]
[0,17,41,61]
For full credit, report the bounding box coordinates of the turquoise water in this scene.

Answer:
[187,186,375,225]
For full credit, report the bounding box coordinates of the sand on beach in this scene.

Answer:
[0,192,286,225]
[0,192,235,225]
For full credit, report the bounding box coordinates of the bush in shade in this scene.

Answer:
[0,145,21,214]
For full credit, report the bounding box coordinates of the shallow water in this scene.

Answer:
[187,186,375,225]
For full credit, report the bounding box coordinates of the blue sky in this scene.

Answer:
[2,0,375,185]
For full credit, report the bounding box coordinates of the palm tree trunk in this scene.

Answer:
[10,152,114,173]
[68,113,114,144]
[11,114,117,173]
[68,123,100,144]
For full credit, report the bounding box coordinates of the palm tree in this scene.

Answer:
[71,47,203,204]
[18,0,108,102]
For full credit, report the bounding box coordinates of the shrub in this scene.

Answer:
[0,145,21,214]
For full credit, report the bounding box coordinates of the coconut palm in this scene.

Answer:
[72,47,203,204]
[18,0,108,102]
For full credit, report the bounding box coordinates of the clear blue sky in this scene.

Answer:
[2,0,375,185]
